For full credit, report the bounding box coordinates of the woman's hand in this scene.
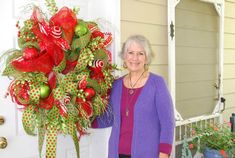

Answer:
[159,152,169,158]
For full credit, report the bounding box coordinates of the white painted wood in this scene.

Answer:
[200,0,223,4]
[167,1,178,158]
[0,0,120,158]
[168,0,224,157]
[168,0,224,121]
[214,2,224,114]
[168,0,183,122]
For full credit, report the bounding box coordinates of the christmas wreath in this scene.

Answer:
[1,0,116,158]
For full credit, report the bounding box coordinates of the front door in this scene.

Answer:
[0,0,119,158]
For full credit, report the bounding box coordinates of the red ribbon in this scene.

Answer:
[62,60,78,74]
[50,7,77,44]
[9,80,30,107]
[11,52,54,73]
[36,20,71,51]
[89,66,104,81]
[11,7,77,73]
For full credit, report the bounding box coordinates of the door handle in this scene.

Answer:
[0,116,5,125]
[0,137,7,149]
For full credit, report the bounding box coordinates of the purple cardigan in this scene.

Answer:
[95,73,175,158]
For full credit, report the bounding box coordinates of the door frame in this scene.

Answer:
[167,0,224,121]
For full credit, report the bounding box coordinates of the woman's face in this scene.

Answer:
[124,42,147,73]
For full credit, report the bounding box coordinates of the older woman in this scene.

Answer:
[95,35,175,158]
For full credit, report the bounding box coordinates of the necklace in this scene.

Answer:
[128,70,145,95]
[125,86,143,117]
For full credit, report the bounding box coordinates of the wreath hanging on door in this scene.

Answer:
[1,0,116,157]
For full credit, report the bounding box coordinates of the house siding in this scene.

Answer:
[224,1,235,121]
[121,0,235,121]
[121,0,168,80]
[175,0,219,119]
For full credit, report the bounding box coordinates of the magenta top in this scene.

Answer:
[118,83,143,155]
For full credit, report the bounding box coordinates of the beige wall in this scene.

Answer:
[121,0,168,80]
[175,0,219,119]
[223,0,235,121]
[121,0,235,121]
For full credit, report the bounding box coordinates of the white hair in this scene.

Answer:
[120,34,153,64]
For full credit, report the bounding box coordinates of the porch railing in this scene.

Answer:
[173,113,221,157]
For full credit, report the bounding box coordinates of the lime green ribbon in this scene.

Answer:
[38,124,46,158]
[68,122,80,158]
[45,106,59,158]
[53,86,64,100]
[88,37,103,51]
[2,64,18,76]
[22,105,36,135]
[53,55,66,73]
[29,82,41,105]
[71,31,91,51]
[45,106,80,158]
[46,125,58,158]
[74,48,94,72]
[1,49,22,76]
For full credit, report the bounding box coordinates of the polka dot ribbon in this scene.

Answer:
[46,125,58,158]
[38,125,46,158]
[45,106,59,158]
[29,82,41,105]
[68,122,80,158]
[74,48,94,72]
[53,54,66,73]
[22,105,36,135]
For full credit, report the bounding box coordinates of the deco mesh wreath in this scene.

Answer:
[1,0,116,157]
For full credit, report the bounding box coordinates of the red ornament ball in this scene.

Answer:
[22,47,39,60]
[84,88,96,100]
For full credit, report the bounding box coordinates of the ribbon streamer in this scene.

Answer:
[46,125,58,158]
[22,105,36,135]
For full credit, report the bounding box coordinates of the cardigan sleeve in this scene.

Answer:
[91,103,113,128]
[155,76,175,154]
[91,79,120,128]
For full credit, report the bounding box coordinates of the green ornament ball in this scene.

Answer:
[75,23,88,37]
[40,84,50,99]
